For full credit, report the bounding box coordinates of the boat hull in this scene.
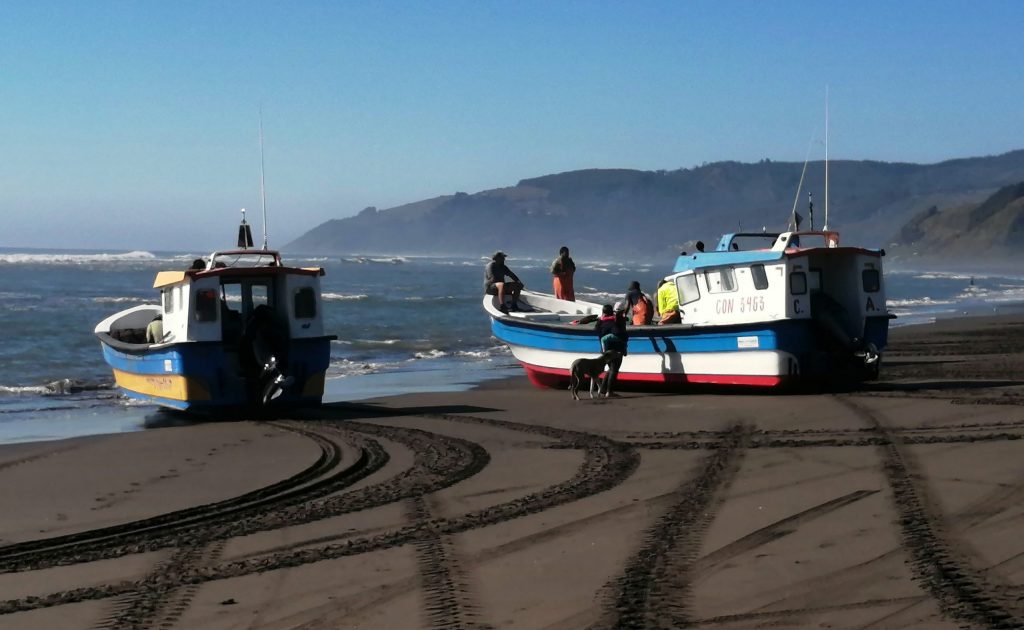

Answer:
[98,336,333,411]
[491,314,889,390]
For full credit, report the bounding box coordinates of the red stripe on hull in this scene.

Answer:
[521,363,784,389]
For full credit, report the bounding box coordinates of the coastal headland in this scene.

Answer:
[3,314,1024,628]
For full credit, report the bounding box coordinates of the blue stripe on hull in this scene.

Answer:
[491,318,820,356]
[492,316,889,381]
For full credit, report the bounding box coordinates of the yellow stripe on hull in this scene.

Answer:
[112,369,211,402]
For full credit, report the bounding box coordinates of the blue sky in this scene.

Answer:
[3,1,1023,250]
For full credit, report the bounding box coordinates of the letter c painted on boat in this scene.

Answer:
[793,299,802,314]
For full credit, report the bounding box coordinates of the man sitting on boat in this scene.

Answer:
[484,251,524,314]
[657,279,681,325]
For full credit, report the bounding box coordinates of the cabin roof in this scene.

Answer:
[152,263,324,289]
[672,230,881,274]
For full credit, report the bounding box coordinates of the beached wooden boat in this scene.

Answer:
[95,243,335,411]
[484,230,892,389]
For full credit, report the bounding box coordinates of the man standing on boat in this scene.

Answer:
[550,246,576,301]
[623,281,654,325]
[484,251,524,314]
[657,278,681,325]
[145,314,163,344]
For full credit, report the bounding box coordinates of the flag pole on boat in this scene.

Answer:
[259,105,269,250]
[238,208,254,249]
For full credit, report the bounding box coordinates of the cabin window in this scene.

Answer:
[162,289,174,314]
[808,269,822,291]
[751,265,769,290]
[676,274,699,306]
[790,272,807,295]
[862,269,880,293]
[705,268,737,294]
[195,289,218,322]
[294,287,317,319]
[251,284,270,308]
[221,283,243,316]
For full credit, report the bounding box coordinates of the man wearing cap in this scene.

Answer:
[484,251,524,314]
[657,278,681,325]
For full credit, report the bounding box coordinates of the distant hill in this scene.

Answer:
[890,182,1024,261]
[285,150,1024,260]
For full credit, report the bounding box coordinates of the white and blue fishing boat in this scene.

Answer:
[95,206,335,411]
[484,229,891,389]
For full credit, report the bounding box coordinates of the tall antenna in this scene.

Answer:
[824,85,830,230]
[258,107,270,249]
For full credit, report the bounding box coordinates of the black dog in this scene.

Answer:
[569,351,622,400]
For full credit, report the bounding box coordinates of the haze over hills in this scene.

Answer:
[285,150,1024,261]
[890,182,1024,263]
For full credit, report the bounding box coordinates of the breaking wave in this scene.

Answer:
[0,251,158,265]
[339,257,407,265]
[93,296,150,304]
[0,379,113,396]
[322,293,369,301]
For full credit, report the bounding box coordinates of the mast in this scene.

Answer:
[824,85,830,230]
[260,107,268,249]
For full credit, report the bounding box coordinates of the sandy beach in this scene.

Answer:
[2,314,1024,629]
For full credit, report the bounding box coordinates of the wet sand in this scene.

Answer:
[3,314,1024,629]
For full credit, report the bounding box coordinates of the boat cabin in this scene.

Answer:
[150,249,326,345]
[667,231,887,342]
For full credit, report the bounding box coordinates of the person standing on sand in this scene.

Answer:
[550,246,576,301]
[595,303,628,396]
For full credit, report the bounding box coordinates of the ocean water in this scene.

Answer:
[0,246,1022,444]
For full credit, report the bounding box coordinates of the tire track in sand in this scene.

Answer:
[595,424,749,629]
[838,396,1024,628]
[405,495,483,629]
[0,413,640,616]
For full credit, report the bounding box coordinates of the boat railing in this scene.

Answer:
[772,231,840,251]
[206,249,283,269]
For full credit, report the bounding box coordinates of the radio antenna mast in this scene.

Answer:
[824,85,830,230]
[258,106,270,248]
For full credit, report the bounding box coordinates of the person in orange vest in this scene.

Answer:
[550,246,576,301]
[623,281,653,325]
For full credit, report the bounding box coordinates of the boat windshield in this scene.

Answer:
[718,233,780,252]
[207,250,282,268]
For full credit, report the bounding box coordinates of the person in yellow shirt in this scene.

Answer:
[146,314,164,344]
[657,279,680,325]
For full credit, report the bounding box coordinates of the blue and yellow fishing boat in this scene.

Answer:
[95,217,335,411]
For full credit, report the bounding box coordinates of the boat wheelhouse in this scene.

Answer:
[484,230,891,389]
[95,248,335,411]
